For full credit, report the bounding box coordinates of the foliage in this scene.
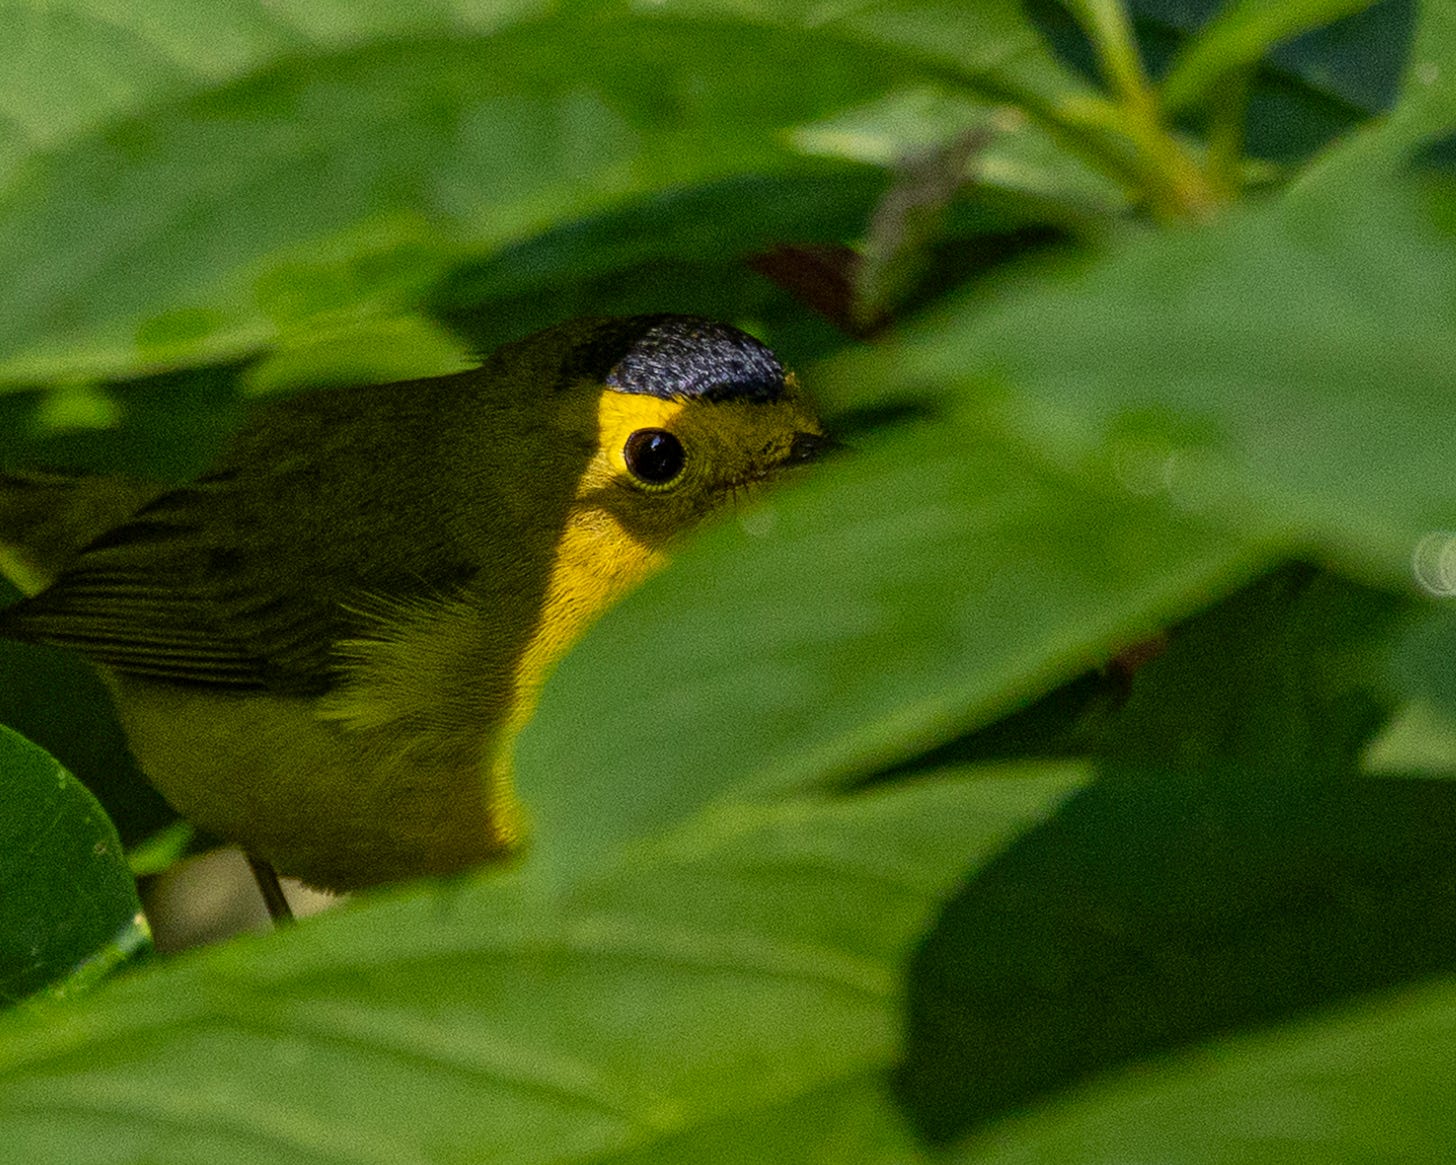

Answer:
[0,726,149,1006]
[2,0,1455,1160]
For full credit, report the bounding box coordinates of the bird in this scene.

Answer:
[0,314,828,902]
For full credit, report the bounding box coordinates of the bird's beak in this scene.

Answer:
[785,431,845,465]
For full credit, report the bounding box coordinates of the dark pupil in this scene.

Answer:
[623,429,685,485]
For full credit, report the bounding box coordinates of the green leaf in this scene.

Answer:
[638,0,1093,99]
[1102,564,1408,775]
[0,764,1085,1164]
[0,14,909,385]
[516,415,1256,887]
[124,821,196,880]
[1364,700,1456,777]
[0,1,550,191]
[0,0,1104,388]
[604,1072,931,1164]
[1398,0,1456,129]
[0,725,148,1006]
[952,975,1456,1162]
[904,769,1456,1145]
[239,313,473,397]
[897,567,1434,1143]
[1160,0,1382,115]
[822,174,1456,590]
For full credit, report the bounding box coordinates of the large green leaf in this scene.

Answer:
[0,0,1079,190]
[955,975,1456,1162]
[898,566,1431,1142]
[0,0,1101,388]
[0,19,898,385]
[904,770,1456,1147]
[0,0,548,189]
[0,725,148,1005]
[0,764,1084,1164]
[821,173,1456,590]
[516,415,1256,886]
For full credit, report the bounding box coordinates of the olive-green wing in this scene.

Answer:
[0,375,494,693]
[0,479,339,692]
[0,342,600,694]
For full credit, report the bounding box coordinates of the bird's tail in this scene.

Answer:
[0,469,165,595]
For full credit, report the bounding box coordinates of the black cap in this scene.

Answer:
[565,315,787,403]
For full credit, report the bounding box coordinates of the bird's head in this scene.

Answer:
[536,314,829,554]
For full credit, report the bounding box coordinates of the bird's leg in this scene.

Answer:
[245,854,295,924]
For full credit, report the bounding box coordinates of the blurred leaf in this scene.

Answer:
[0,1,552,189]
[0,16,908,385]
[902,769,1456,1144]
[1160,0,1381,115]
[824,174,1456,590]
[1103,564,1409,774]
[1390,606,1456,721]
[898,564,1429,1142]
[0,0,1108,389]
[517,416,1257,886]
[0,764,1085,1163]
[1410,0,1456,115]
[125,821,195,880]
[637,0,1095,100]
[30,383,123,434]
[949,974,1456,1162]
[240,312,473,397]
[1364,700,1456,777]
[0,725,148,1006]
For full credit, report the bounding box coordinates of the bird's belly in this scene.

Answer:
[103,674,518,892]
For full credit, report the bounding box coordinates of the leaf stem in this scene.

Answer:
[1203,67,1253,199]
[1063,0,1222,221]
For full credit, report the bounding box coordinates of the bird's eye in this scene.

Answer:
[622,429,686,486]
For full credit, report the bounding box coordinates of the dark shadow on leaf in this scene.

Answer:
[896,767,1456,1143]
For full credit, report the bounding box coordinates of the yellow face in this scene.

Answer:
[504,377,826,738]
[575,377,825,551]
